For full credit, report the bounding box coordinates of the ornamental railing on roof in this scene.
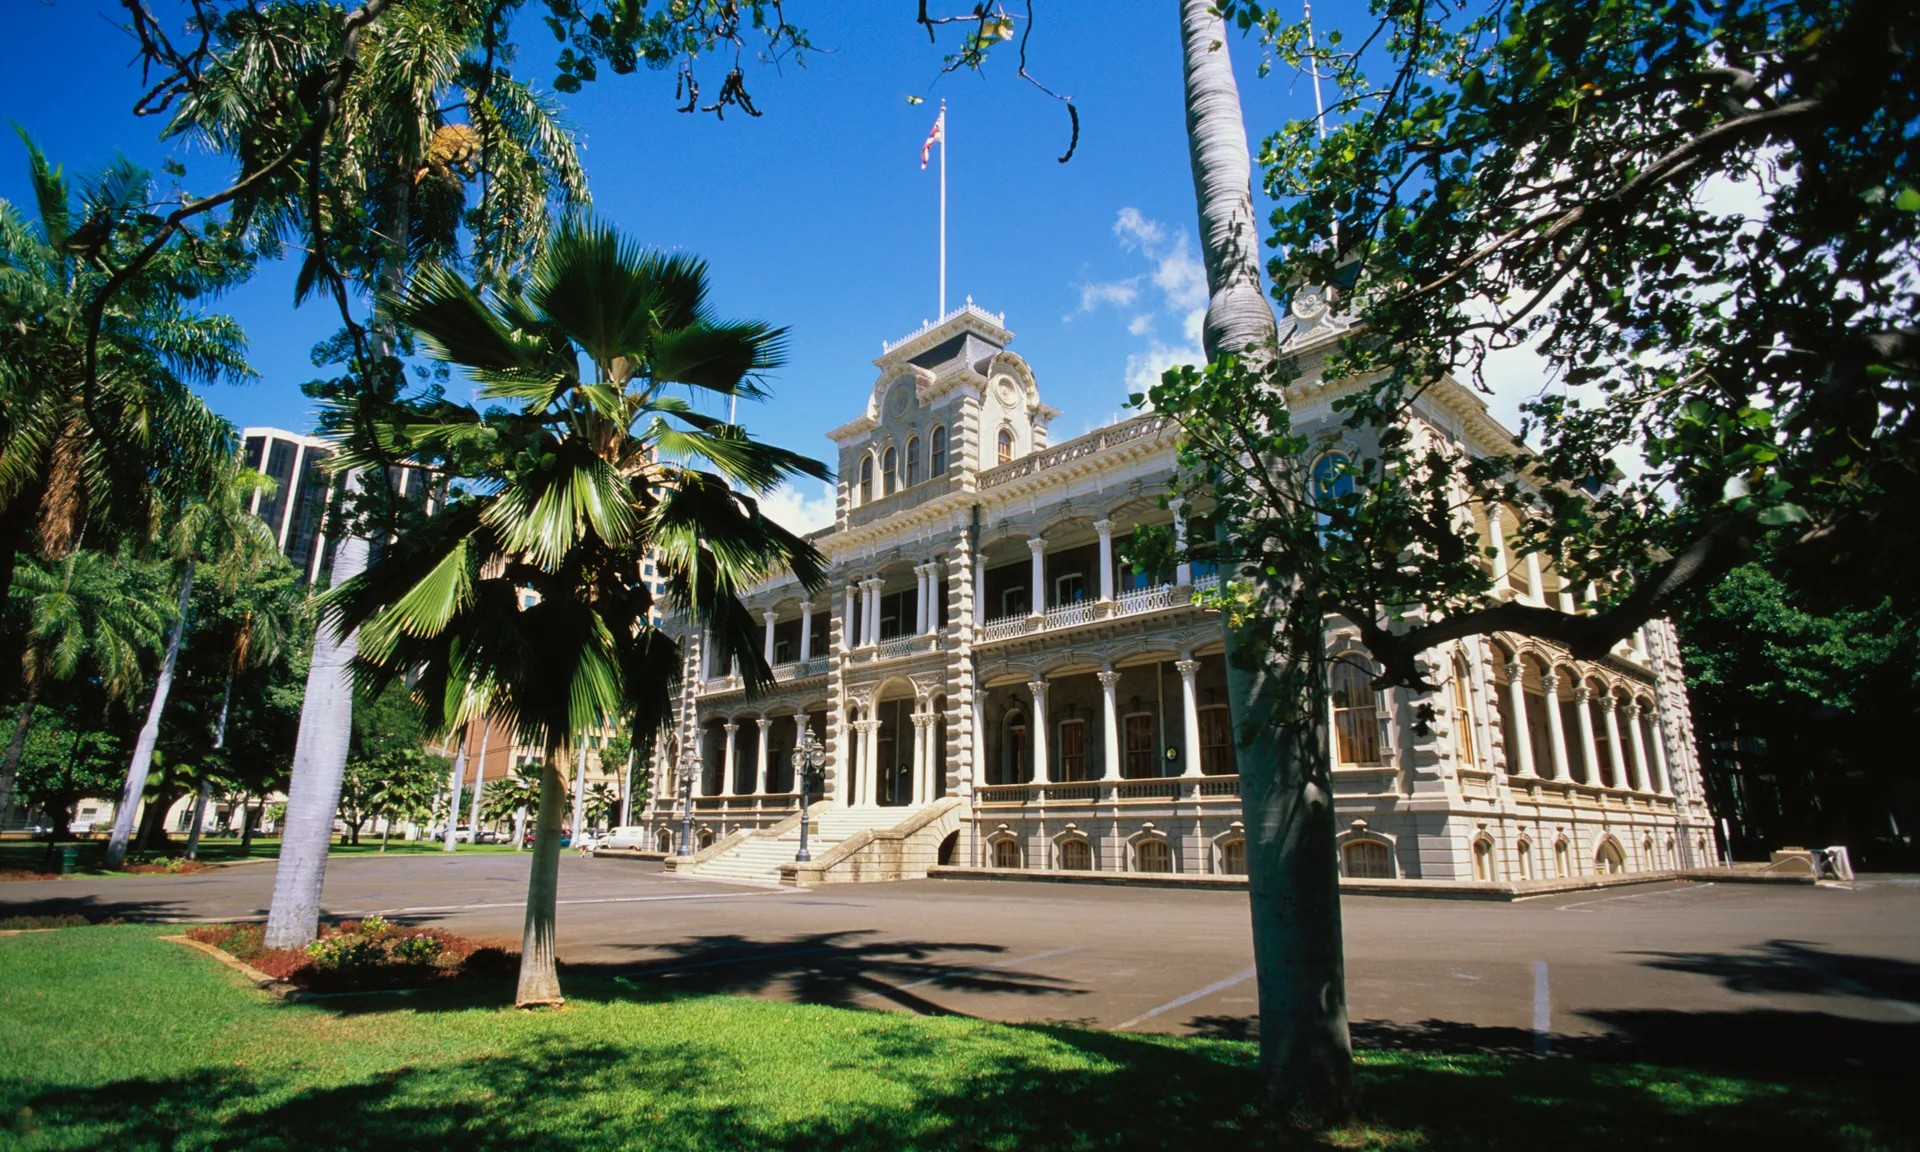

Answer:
[880,300,1008,355]
[977,413,1172,492]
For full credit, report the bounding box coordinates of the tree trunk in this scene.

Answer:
[1179,0,1355,1118]
[184,774,212,859]
[107,558,195,868]
[444,730,468,852]
[381,814,390,852]
[187,669,233,860]
[0,683,42,824]
[617,749,636,826]
[135,788,181,852]
[517,740,569,1007]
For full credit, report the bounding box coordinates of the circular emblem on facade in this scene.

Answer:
[886,382,912,418]
[1291,290,1328,322]
[992,376,1021,407]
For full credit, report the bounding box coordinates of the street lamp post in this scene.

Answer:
[791,729,826,864]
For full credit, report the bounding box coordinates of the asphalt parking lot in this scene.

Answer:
[6,854,1917,1066]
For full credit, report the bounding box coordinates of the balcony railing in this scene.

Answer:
[974,775,1241,806]
[877,636,916,661]
[979,613,1035,642]
[1114,584,1175,617]
[977,413,1173,492]
[1044,601,1098,629]
[1191,573,1222,595]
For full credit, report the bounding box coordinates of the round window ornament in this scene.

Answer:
[1291,289,1329,322]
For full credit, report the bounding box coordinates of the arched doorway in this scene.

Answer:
[1595,838,1626,874]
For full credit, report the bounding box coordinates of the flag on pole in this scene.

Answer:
[920,107,945,169]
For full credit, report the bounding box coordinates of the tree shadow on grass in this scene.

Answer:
[4,1010,1903,1152]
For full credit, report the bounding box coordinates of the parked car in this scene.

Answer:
[473,830,506,844]
[598,826,651,852]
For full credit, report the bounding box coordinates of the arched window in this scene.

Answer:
[1472,836,1495,881]
[697,827,715,850]
[1554,838,1571,877]
[1595,839,1625,874]
[992,838,1022,869]
[1058,839,1091,871]
[1311,452,1355,500]
[882,446,898,496]
[1450,652,1478,768]
[1641,836,1655,871]
[1220,839,1247,875]
[1136,839,1173,873]
[1330,653,1382,765]
[905,436,921,486]
[1516,839,1533,880]
[858,456,873,504]
[1345,839,1392,879]
[997,426,1015,464]
[930,426,948,476]
[656,828,674,853]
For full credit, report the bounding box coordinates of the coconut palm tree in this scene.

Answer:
[1178,0,1353,1115]
[0,136,251,607]
[324,219,828,1005]
[0,551,166,820]
[105,452,279,866]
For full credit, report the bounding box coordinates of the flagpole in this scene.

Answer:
[938,101,947,318]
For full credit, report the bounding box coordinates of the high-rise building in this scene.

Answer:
[240,428,337,584]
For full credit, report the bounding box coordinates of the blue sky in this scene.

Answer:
[4,0,1450,531]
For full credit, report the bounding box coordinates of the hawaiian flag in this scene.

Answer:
[920,107,945,169]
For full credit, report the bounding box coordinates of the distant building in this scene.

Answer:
[241,427,440,584]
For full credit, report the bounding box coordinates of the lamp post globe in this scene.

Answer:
[792,729,825,864]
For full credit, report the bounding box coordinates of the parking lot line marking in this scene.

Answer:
[853,945,1086,1001]
[352,891,785,916]
[1554,885,1706,912]
[1531,960,1551,1056]
[1115,967,1256,1031]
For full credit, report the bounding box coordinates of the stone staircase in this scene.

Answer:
[670,804,927,884]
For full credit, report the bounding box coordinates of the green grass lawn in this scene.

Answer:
[0,838,526,876]
[0,925,1906,1151]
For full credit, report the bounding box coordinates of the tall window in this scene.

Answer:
[1220,839,1247,875]
[1516,839,1533,880]
[997,426,1015,464]
[992,839,1021,868]
[1002,712,1028,784]
[1450,653,1478,768]
[1057,718,1087,781]
[905,436,921,486]
[1472,837,1494,881]
[1554,839,1570,877]
[1124,714,1157,777]
[1345,840,1392,879]
[1199,705,1233,774]
[882,446,898,496]
[1589,677,1615,786]
[1058,839,1091,870]
[930,426,948,476]
[858,456,873,504]
[1135,839,1173,873]
[1330,654,1382,765]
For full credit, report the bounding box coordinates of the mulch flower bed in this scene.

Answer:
[184,916,517,993]
[117,859,211,874]
[0,869,63,882]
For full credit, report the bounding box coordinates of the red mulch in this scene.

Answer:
[118,860,211,874]
[0,870,62,882]
[184,920,517,993]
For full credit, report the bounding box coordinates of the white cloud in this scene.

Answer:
[1077,278,1141,312]
[1113,207,1165,251]
[1152,242,1209,313]
[1125,339,1205,397]
[1127,314,1154,336]
[757,479,837,536]
[1087,208,1213,400]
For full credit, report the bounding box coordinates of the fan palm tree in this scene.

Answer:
[0,135,252,606]
[105,453,280,866]
[583,781,619,832]
[323,219,828,1005]
[0,551,166,819]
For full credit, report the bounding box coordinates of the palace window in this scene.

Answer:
[997,426,1015,464]
[1053,571,1087,605]
[882,446,898,496]
[905,436,921,486]
[1124,714,1157,778]
[1220,839,1247,875]
[1554,839,1570,878]
[1001,586,1030,618]
[1595,839,1625,874]
[1135,839,1173,873]
[930,426,948,476]
[1330,654,1383,766]
[1199,705,1233,774]
[1345,839,1392,879]
[1450,653,1478,768]
[992,838,1022,869]
[858,456,873,504]
[1516,839,1533,880]
[1058,839,1091,870]
[1472,837,1494,881]
[1002,712,1028,784]
[1057,718,1087,781]
[1589,678,1616,786]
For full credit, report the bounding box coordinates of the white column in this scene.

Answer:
[754,718,772,795]
[910,710,928,806]
[1602,696,1629,789]
[1171,497,1191,587]
[1098,669,1123,781]
[1176,658,1203,778]
[1488,505,1512,593]
[923,564,940,636]
[1540,672,1571,781]
[858,580,873,646]
[1625,703,1652,792]
[975,552,989,622]
[1028,679,1050,783]
[1648,707,1674,796]
[1503,662,1537,777]
[1572,686,1601,785]
[797,601,813,664]
[1524,551,1545,604]
[721,722,738,798]
[1094,519,1115,603]
[913,565,927,634]
[762,609,777,664]
[1027,537,1046,619]
[866,578,883,645]
[842,584,857,653]
[863,716,882,807]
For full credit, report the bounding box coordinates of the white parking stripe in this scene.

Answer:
[1114,967,1256,1031]
[853,945,1086,1001]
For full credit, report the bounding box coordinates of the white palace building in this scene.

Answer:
[640,301,1716,888]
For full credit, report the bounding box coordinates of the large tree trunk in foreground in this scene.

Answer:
[107,558,195,867]
[1180,0,1355,1117]
[517,739,569,1007]
[262,533,369,946]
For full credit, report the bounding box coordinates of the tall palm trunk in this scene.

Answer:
[0,682,42,824]
[106,557,195,868]
[517,738,569,1007]
[1179,0,1354,1117]
[264,176,410,948]
[443,730,468,851]
[186,669,236,860]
